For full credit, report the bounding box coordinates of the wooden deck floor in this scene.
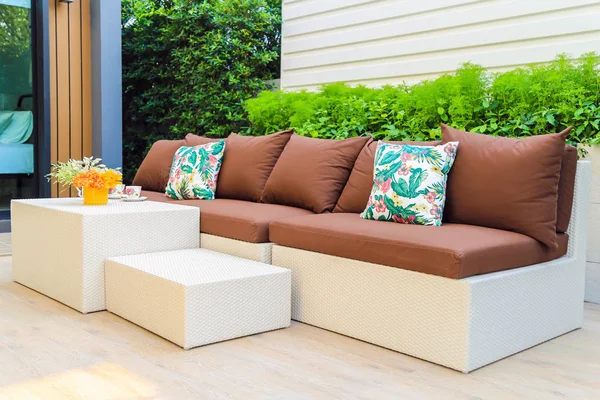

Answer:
[0,233,11,256]
[1,255,600,399]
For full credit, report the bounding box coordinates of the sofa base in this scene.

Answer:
[271,245,585,372]
[200,234,272,263]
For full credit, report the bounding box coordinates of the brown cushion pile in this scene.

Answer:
[134,125,578,279]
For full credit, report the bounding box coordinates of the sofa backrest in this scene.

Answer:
[134,130,577,239]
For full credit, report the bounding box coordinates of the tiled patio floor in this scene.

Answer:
[1,254,600,398]
[0,232,10,256]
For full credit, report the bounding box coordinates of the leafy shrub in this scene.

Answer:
[245,54,600,147]
[121,0,281,182]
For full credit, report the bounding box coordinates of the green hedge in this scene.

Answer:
[245,54,600,147]
[121,0,281,183]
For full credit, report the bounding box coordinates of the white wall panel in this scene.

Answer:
[281,0,600,90]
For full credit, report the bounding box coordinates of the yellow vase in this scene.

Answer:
[83,187,109,205]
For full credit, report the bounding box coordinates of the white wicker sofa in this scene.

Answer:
[267,161,590,372]
[136,130,590,373]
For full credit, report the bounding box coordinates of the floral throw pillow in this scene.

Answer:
[165,140,226,200]
[360,141,459,226]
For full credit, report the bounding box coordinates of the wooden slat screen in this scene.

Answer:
[48,0,92,197]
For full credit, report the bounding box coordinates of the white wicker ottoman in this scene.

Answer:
[105,249,291,349]
[11,198,199,313]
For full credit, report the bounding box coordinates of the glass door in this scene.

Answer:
[0,0,34,216]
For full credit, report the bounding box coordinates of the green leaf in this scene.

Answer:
[437,107,445,115]
[188,151,198,166]
[378,150,400,167]
[383,195,401,215]
[391,178,411,198]
[181,165,194,174]
[192,187,214,199]
[198,148,210,166]
[211,140,225,155]
[408,168,427,194]
[378,161,403,180]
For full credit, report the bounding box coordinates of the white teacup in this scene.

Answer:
[109,184,126,197]
[124,186,142,199]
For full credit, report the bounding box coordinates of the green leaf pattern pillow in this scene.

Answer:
[165,140,226,200]
[360,141,459,226]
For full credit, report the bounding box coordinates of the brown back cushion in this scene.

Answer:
[334,138,442,213]
[261,134,369,213]
[556,145,577,233]
[441,124,571,250]
[185,133,219,146]
[216,130,293,202]
[132,139,185,191]
[132,135,217,192]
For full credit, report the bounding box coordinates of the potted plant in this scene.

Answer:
[47,157,122,205]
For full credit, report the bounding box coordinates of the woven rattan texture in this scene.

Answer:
[106,248,291,349]
[272,161,591,372]
[11,199,199,313]
[200,233,272,263]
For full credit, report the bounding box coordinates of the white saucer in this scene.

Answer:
[108,195,122,200]
[121,196,147,202]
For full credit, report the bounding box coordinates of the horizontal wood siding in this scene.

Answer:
[48,0,92,196]
[281,0,600,90]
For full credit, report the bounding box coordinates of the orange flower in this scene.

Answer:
[73,170,104,189]
[73,169,121,190]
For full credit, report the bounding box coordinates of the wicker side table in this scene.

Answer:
[11,198,199,313]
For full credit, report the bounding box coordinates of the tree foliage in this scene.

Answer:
[121,0,281,182]
[0,5,29,57]
[0,5,31,105]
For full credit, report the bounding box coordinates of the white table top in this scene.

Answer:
[11,198,198,216]
[108,249,289,286]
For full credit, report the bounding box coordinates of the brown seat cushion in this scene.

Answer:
[261,134,369,213]
[334,138,442,213]
[441,124,570,250]
[132,135,217,192]
[269,213,568,279]
[142,190,312,243]
[556,145,577,233]
[216,130,293,202]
